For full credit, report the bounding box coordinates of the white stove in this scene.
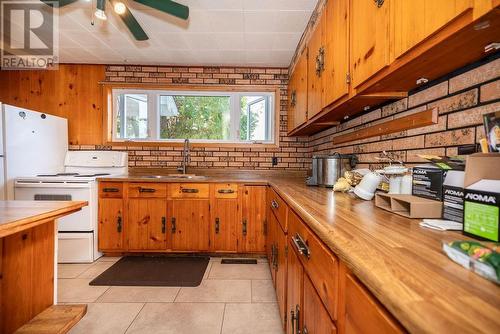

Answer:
[14,151,128,263]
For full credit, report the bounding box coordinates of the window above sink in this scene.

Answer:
[105,85,279,147]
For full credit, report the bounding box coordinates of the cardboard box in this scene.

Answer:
[375,193,443,219]
[463,154,500,242]
[442,170,465,223]
[412,165,446,201]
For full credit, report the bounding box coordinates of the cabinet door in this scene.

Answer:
[287,66,297,132]
[322,0,349,108]
[344,273,403,334]
[289,47,308,132]
[287,246,303,334]
[171,199,210,251]
[276,222,288,329]
[307,11,325,119]
[393,0,473,58]
[303,275,337,334]
[211,198,238,252]
[266,188,276,275]
[98,198,124,250]
[350,0,391,89]
[128,198,167,250]
[268,211,278,285]
[240,185,266,253]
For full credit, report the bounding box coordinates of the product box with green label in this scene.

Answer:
[463,154,500,242]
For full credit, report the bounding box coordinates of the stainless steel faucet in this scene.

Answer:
[178,138,190,174]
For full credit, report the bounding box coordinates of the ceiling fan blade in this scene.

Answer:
[133,0,189,20]
[40,0,79,7]
[113,2,149,41]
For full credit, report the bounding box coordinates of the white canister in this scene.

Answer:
[388,175,403,194]
[400,174,413,194]
[354,171,383,200]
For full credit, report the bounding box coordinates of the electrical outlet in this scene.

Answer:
[272,157,278,166]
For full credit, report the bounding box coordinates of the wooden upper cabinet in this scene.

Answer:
[307,10,326,119]
[288,47,308,132]
[322,0,350,108]
[239,185,266,253]
[127,198,167,250]
[171,199,210,251]
[98,198,124,251]
[350,0,391,89]
[393,0,474,59]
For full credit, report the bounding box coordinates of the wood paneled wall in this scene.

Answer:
[0,64,105,145]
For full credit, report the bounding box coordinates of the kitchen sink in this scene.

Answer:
[139,174,208,180]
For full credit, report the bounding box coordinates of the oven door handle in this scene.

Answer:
[14,181,91,188]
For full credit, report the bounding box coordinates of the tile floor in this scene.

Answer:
[58,257,283,334]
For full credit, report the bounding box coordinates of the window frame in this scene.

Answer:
[103,83,280,148]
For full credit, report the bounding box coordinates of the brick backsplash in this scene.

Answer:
[309,57,500,169]
[69,64,311,171]
[70,57,499,172]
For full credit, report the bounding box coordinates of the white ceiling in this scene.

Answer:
[55,0,317,66]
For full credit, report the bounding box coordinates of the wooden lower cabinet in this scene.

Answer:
[286,241,303,334]
[303,275,337,334]
[239,185,266,253]
[286,243,336,334]
[268,210,288,328]
[171,199,210,251]
[98,198,124,251]
[127,198,167,250]
[210,197,238,252]
[289,210,338,320]
[341,266,403,334]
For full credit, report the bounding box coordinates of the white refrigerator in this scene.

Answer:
[0,102,68,199]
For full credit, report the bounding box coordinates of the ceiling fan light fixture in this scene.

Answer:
[114,1,127,15]
[95,0,107,20]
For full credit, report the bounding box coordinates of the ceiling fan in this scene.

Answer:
[41,0,189,41]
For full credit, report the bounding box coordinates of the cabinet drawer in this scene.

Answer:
[214,183,238,198]
[128,183,167,198]
[170,183,209,199]
[288,209,338,320]
[99,182,123,198]
[345,273,403,334]
[268,187,288,231]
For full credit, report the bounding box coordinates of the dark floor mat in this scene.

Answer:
[89,256,209,287]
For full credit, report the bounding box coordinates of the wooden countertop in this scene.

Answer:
[97,173,500,333]
[0,201,87,238]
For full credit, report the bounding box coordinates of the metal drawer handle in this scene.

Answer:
[181,188,199,193]
[215,217,220,234]
[139,187,156,193]
[117,215,122,233]
[218,189,235,194]
[161,217,166,234]
[271,199,279,209]
[103,188,119,193]
[171,217,176,233]
[273,244,279,269]
[295,304,300,334]
[242,219,247,236]
[292,233,310,258]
